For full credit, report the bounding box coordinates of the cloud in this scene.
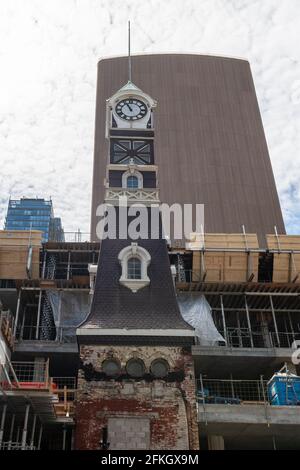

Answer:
[0,0,299,234]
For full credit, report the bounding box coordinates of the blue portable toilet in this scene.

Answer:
[268,371,300,406]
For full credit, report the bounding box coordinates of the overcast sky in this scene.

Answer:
[0,0,300,235]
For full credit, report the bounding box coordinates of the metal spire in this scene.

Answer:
[128,20,132,82]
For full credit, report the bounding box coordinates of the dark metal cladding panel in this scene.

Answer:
[142,171,156,188]
[91,54,285,247]
[109,170,123,187]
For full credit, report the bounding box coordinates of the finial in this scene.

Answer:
[128,20,132,82]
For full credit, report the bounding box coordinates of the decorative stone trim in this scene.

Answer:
[122,168,143,189]
[118,243,151,293]
[105,188,159,204]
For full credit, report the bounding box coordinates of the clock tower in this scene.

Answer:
[75,76,199,450]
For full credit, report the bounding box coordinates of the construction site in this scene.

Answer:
[1,52,300,450]
[0,228,300,449]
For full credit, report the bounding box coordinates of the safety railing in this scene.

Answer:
[16,326,77,343]
[44,266,91,280]
[0,442,36,450]
[0,360,50,391]
[12,360,50,387]
[221,328,300,349]
[63,231,91,243]
[197,378,268,405]
[51,377,77,417]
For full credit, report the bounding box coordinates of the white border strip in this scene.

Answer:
[77,328,195,337]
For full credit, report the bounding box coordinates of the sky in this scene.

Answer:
[0,0,300,235]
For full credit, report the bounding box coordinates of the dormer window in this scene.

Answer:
[118,243,151,293]
[122,170,143,189]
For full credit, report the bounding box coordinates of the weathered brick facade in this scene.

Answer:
[75,345,199,450]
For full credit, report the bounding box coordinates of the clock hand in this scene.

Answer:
[126,103,133,112]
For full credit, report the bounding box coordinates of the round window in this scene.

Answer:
[102,359,121,377]
[126,358,145,378]
[150,359,169,378]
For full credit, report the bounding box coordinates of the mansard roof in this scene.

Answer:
[78,238,194,342]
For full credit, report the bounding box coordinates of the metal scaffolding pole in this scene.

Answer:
[0,403,7,447]
[42,250,47,279]
[38,425,43,450]
[13,289,22,337]
[62,426,67,450]
[8,413,15,450]
[67,251,71,280]
[35,290,43,340]
[269,295,280,347]
[21,404,30,450]
[30,414,37,449]
[16,426,20,444]
[245,296,254,348]
[220,295,227,345]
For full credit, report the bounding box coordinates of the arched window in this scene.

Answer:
[122,170,143,189]
[118,243,151,292]
[127,175,139,189]
[127,257,142,279]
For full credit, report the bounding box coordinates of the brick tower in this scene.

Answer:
[75,78,199,450]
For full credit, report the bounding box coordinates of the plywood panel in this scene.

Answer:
[0,230,42,279]
[267,235,300,283]
[191,233,259,282]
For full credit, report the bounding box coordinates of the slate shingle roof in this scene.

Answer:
[80,238,193,331]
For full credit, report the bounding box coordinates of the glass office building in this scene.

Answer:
[4,198,64,242]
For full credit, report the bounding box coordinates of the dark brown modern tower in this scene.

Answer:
[91,54,285,246]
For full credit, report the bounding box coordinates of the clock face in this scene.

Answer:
[115,98,147,121]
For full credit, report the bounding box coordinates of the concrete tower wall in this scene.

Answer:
[91,54,285,246]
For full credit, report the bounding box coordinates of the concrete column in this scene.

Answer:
[8,413,15,449]
[21,404,30,450]
[208,435,225,450]
[0,403,7,447]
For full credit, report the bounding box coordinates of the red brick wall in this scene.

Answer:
[75,345,199,450]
